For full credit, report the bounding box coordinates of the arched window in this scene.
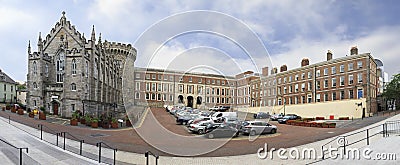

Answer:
[56,52,65,82]
[33,61,37,75]
[45,64,49,77]
[71,59,76,75]
[33,82,38,89]
[71,83,76,91]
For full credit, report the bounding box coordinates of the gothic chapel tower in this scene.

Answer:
[26,12,136,117]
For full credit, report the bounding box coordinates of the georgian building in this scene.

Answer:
[133,68,236,109]
[26,12,136,117]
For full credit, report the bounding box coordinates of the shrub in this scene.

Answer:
[339,117,349,120]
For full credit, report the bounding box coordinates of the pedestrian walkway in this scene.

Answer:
[0,116,102,165]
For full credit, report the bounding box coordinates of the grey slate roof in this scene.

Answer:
[0,69,17,84]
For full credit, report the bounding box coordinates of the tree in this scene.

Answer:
[383,74,400,110]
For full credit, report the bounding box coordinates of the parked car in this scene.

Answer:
[176,114,199,125]
[204,124,239,139]
[187,116,212,125]
[241,121,277,135]
[253,112,270,119]
[270,114,284,121]
[277,114,301,124]
[188,120,213,134]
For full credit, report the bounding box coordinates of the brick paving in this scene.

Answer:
[0,107,398,158]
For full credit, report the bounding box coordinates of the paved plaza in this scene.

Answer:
[0,107,399,164]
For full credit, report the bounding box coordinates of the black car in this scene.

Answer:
[204,124,239,139]
[253,112,270,119]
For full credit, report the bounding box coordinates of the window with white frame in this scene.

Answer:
[146,83,150,91]
[349,74,354,85]
[331,66,336,74]
[348,63,354,71]
[316,70,321,77]
[295,84,299,92]
[157,84,161,91]
[135,82,140,90]
[324,79,328,88]
[316,94,321,102]
[145,93,150,100]
[340,90,345,100]
[308,82,312,91]
[357,73,363,83]
[308,72,312,79]
[340,64,344,73]
[332,92,337,100]
[135,73,140,79]
[301,83,305,92]
[151,93,156,100]
[357,61,363,69]
[151,83,156,91]
[332,78,337,87]
[324,68,328,75]
[135,92,140,99]
[340,76,345,86]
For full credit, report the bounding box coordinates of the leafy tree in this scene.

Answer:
[383,74,400,109]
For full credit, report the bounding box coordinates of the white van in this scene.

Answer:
[210,112,237,122]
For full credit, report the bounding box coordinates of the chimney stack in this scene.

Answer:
[272,67,278,74]
[301,58,309,67]
[350,46,358,55]
[327,50,333,61]
[262,67,269,76]
[280,65,287,72]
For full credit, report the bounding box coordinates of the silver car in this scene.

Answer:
[241,121,277,136]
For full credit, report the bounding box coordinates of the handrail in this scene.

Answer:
[60,132,85,155]
[145,151,159,165]
[321,136,340,147]
[96,141,117,165]
[0,138,29,165]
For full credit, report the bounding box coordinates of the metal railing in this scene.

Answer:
[96,141,118,165]
[145,151,159,165]
[321,123,383,159]
[383,120,400,137]
[0,138,28,165]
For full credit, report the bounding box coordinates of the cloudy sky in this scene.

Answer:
[0,0,399,82]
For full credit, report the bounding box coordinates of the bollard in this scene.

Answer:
[97,142,102,163]
[366,129,369,145]
[79,140,84,155]
[63,132,66,150]
[9,116,10,124]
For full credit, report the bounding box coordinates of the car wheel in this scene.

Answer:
[208,133,214,139]
[198,129,204,135]
[183,121,187,125]
[270,129,276,134]
[250,130,256,136]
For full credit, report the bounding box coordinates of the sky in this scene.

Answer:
[0,0,399,82]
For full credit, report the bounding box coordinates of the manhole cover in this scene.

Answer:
[90,133,109,137]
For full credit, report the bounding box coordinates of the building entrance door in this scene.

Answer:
[53,102,59,115]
